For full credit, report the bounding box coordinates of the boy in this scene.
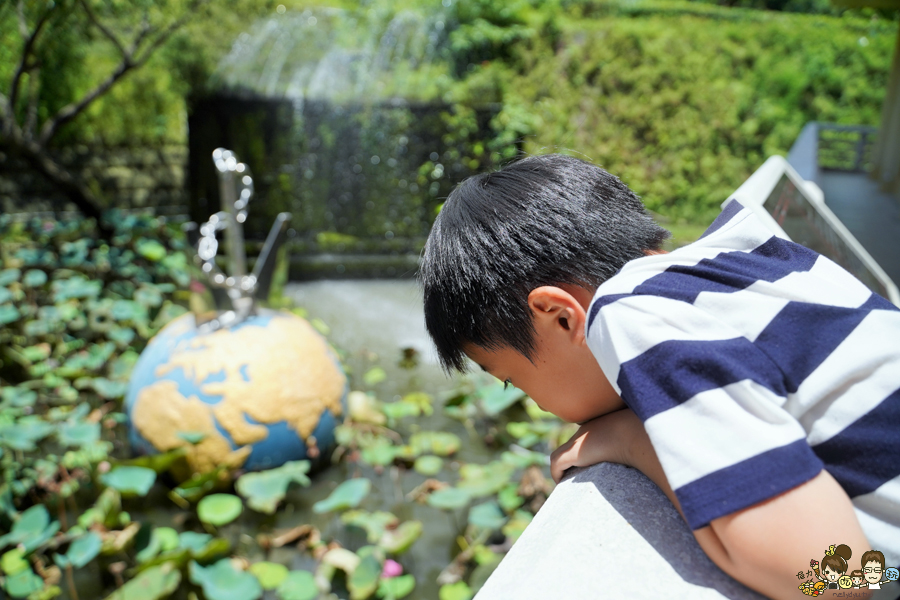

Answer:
[419,154,899,599]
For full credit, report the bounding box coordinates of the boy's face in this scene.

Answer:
[464,285,624,424]
[864,561,883,584]
[852,576,862,586]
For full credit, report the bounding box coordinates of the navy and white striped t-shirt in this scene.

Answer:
[585,201,900,564]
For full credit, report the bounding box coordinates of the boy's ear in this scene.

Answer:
[527,286,588,344]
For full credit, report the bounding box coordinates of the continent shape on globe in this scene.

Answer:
[126,311,346,473]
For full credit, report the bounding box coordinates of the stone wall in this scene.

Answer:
[0,145,188,216]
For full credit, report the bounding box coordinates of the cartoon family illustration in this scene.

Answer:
[798,545,899,596]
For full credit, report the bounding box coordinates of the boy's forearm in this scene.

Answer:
[619,420,872,600]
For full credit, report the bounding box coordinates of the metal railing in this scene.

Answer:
[816,123,877,173]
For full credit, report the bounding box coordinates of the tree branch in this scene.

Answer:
[37,0,208,147]
[77,0,127,58]
[9,1,56,115]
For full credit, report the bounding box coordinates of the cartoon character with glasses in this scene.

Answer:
[861,550,885,590]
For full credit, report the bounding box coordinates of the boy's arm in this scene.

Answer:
[551,409,872,600]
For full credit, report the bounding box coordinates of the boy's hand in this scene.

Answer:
[549,408,642,483]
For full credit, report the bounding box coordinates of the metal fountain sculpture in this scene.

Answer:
[187,148,292,331]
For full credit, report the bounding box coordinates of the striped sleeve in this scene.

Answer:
[587,294,822,530]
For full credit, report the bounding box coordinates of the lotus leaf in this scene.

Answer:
[4,566,43,598]
[478,381,526,416]
[178,531,213,552]
[361,443,399,467]
[54,531,101,569]
[189,559,262,600]
[111,299,147,323]
[312,479,371,514]
[198,494,243,526]
[402,392,433,415]
[501,509,533,542]
[1,548,28,576]
[136,240,167,262]
[0,505,60,553]
[0,304,21,325]
[341,510,398,543]
[235,460,310,514]
[77,488,121,529]
[349,554,382,600]
[20,344,51,363]
[439,581,473,600]
[134,285,163,308]
[0,420,55,450]
[426,488,470,510]
[413,455,443,476]
[52,277,101,302]
[101,466,156,496]
[381,401,420,421]
[1,387,37,408]
[249,561,289,590]
[321,547,360,573]
[103,561,181,600]
[348,391,386,425]
[136,527,180,563]
[0,269,20,286]
[500,449,547,469]
[108,326,136,346]
[0,287,12,303]
[58,422,100,447]
[121,446,187,473]
[91,378,129,399]
[22,270,47,288]
[172,466,227,502]
[497,484,524,512]
[378,521,422,555]
[457,462,515,498]
[363,366,387,386]
[276,570,319,600]
[467,502,506,531]
[408,432,460,457]
[377,574,415,600]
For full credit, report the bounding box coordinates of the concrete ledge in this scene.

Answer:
[475,462,764,600]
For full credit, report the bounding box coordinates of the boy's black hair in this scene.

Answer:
[419,153,670,373]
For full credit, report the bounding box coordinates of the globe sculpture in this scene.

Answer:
[125,149,347,473]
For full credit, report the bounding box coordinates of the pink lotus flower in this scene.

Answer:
[382,559,403,578]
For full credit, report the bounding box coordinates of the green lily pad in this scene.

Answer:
[312,479,371,514]
[103,561,181,600]
[361,443,399,467]
[0,419,55,451]
[409,431,461,457]
[1,387,37,408]
[136,240,167,262]
[58,421,100,447]
[457,462,515,498]
[276,570,318,600]
[413,455,443,476]
[235,461,310,514]
[0,304,20,326]
[379,520,422,555]
[501,509,534,542]
[108,326,136,346]
[189,559,262,600]
[91,378,129,399]
[497,484,525,512]
[468,502,506,531]
[22,270,47,287]
[54,531,102,569]
[249,561,289,590]
[500,449,547,469]
[136,527,180,563]
[426,487,471,510]
[178,531,213,553]
[377,574,416,600]
[349,553,382,600]
[0,505,60,552]
[0,269,20,286]
[363,366,386,386]
[381,401,420,420]
[1,548,29,576]
[478,381,526,416]
[101,466,156,496]
[341,510,398,543]
[52,277,101,302]
[197,494,243,526]
[4,566,43,598]
[439,581,473,600]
